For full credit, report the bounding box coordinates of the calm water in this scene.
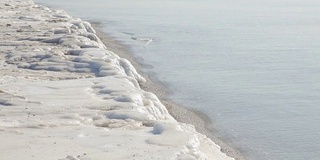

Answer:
[35,0,320,159]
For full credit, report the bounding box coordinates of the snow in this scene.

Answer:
[0,0,234,159]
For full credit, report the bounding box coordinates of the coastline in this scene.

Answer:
[1,1,237,159]
[91,22,245,160]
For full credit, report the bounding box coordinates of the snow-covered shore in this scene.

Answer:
[0,0,234,159]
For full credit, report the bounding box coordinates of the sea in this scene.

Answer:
[34,0,320,159]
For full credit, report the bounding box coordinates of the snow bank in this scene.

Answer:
[0,0,234,160]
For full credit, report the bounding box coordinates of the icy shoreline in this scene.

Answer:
[0,0,234,159]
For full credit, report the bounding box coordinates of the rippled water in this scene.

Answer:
[34,0,320,159]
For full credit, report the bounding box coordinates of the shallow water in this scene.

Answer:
[34,0,320,159]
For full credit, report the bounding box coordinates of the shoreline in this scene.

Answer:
[1,1,237,159]
[91,22,245,160]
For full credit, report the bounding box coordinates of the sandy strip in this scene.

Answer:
[92,22,246,160]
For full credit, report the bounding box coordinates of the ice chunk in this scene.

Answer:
[119,58,146,83]
[53,27,71,34]
[152,122,182,135]
[106,110,156,121]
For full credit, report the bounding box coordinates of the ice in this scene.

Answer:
[152,122,183,134]
[106,110,156,121]
[0,0,234,160]
[53,27,71,34]
[70,20,96,34]
[119,58,146,83]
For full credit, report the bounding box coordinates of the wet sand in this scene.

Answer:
[91,21,246,160]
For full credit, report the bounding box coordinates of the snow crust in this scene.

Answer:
[0,0,234,160]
